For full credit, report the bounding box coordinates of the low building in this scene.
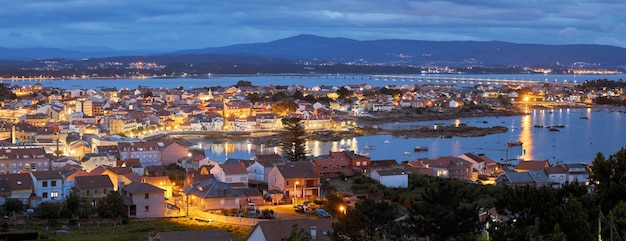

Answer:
[246,218,333,241]
[370,169,408,188]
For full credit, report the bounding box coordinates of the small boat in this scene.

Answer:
[549,127,560,132]
[533,125,544,128]
[414,146,429,152]
[507,140,523,147]
[404,152,411,155]
[340,144,350,149]
[383,140,390,144]
[579,116,589,119]
[363,143,375,150]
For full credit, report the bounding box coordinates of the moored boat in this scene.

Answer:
[507,140,523,147]
[414,146,429,152]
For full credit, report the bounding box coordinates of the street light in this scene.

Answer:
[339,205,345,215]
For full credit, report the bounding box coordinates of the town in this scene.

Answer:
[0,77,623,240]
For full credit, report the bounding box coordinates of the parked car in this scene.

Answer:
[315,208,332,218]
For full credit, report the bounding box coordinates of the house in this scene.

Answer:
[246,218,333,241]
[73,175,115,202]
[562,163,591,185]
[0,147,51,174]
[248,154,287,183]
[268,161,321,203]
[457,153,498,177]
[543,166,567,188]
[30,171,65,204]
[515,160,550,172]
[141,176,173,199]
[183,179,262,210]
[152,230,233,241]
[0,174,33,206]
[81,153,116,172]
[370,169,408,188]
[122,182,166,218]
[422,156,473,180]
[210,162,248,185]
[311,155,354,179]
[495,172,536,188]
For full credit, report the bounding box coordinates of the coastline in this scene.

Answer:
[168,109,523,146]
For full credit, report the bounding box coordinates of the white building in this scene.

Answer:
[370,169,408,188]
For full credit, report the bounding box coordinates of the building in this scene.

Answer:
[246,218,333,241]
[0,147,51,174]
[268,161,321,203]
[73,175,115,201]
[30,171,64,204]
[122,182,166,219]
[370,169,408,188]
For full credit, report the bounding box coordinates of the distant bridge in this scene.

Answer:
[370,75,581,86]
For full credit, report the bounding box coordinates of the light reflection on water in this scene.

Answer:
[199,107,626,164]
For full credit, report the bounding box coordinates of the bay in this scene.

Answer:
[196,107,626,165]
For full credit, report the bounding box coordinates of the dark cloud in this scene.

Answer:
[1,0,625,50]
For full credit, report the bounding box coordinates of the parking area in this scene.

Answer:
[257,204,321,220]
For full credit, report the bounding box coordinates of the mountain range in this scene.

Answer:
[2,34,626,69]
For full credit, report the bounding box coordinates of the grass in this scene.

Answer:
[10,218,251,241]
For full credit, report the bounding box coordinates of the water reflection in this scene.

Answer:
[197,107,626,164]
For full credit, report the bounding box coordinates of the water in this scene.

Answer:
[195,107,626,165]
[10,74,626,164]
[5,73,626,89]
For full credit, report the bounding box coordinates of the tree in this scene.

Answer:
[64,192,80,217]
[4,198,22,214]
[234,80,252,88]
[336,87,352,99]
[283,223,310,241]
[591,148,626,212]
[96,191,128,223]
[280,117,308,162]
[272,100,298,116]
[36,202,61,219]
[332,199,398,241]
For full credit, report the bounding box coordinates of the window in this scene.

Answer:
[42,181,48,187]
[226,178,232,182]
[356,162,361,167]
[240,177,246,182]
[51,192,58,199]
[51,181,57,187]
[129,205,137,216]
[95,189,98,195]
[86,190,90,196]
[145,193,149,199]
[42,192,48,198]
[220,199,225,205]
[144,206,150,212]
[104,189,108,195]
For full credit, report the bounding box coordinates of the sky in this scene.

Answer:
[2,0,626,51]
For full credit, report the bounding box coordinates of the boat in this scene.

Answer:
[533,125,544,128]
[507,140,523,147]
[383,140,390,144]
[363,143,375,150]
[414,146,429,152]
[404,152,411,155]
[340,144,350,149]
[549,127,560,132]
[579,116,589,119]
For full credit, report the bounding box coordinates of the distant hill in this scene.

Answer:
[174,34,626,68]
[2,34,626,69]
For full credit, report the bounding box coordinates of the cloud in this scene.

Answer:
[0,0,625,50]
